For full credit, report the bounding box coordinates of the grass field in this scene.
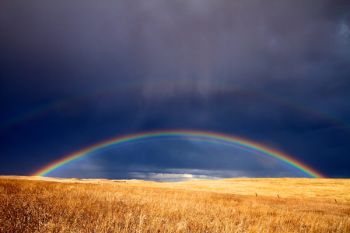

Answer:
[1,176,349,232]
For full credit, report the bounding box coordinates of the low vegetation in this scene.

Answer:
[1,176,349,232]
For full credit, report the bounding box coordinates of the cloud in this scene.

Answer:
[128,172,218,182]
[1,1,349,91]
[128,168,251,181]
[0,0,349,178]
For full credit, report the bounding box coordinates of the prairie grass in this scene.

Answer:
[0,177,349,233]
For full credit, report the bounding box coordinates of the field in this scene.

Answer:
[1,177,349,232]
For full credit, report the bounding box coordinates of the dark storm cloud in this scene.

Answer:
[1,0,349,121]
[1,0,349,88]
[0,1,349,177]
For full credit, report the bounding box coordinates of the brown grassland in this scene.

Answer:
[0,176,349,233]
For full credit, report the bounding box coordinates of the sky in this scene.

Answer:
[0,0,349,179]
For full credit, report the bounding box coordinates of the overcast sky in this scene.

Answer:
[0,0,349,178]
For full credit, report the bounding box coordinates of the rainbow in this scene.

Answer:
[2,83,348,132]
[32,130,325,178]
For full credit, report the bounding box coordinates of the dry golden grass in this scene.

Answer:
[0,176,349,233]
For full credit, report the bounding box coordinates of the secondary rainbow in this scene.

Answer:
[32,130,325,178]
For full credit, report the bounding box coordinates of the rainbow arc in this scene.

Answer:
[33,130,325,178]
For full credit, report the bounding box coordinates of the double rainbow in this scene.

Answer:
[33,130,324,178]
